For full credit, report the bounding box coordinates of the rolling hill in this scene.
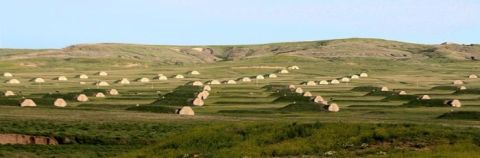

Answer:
[0,38,479,64]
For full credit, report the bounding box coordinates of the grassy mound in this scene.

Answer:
[438,111,480,121]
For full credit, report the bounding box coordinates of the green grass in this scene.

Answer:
[120,122,480,158]
[0,119,185,145]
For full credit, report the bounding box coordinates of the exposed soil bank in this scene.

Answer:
[0,134,58,145]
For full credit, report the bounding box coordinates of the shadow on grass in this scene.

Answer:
[437,111,480,121]
[126,105,176,113]
[454,89,480,95]
[0,97,21,106]
[351,86,379,92]
[151,85,202,106]
[279,102,325,112]
[127,85,202,113]
[430,86,458,91]
[403,99,447,107]
[217,109,276,114]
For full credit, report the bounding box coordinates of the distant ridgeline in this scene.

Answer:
[0,38,479,65]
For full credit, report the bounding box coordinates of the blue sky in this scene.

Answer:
[0,0,479,48]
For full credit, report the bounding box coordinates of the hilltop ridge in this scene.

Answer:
[0,38,479,64]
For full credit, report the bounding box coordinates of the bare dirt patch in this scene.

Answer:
[0,134,58,145]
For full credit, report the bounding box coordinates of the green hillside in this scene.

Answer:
[1,38,479,66]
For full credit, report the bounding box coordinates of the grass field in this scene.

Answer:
[0,54,479,157]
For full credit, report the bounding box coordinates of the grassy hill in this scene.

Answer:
[1,38,479,65]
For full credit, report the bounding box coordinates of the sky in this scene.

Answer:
[0,0,479,49]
